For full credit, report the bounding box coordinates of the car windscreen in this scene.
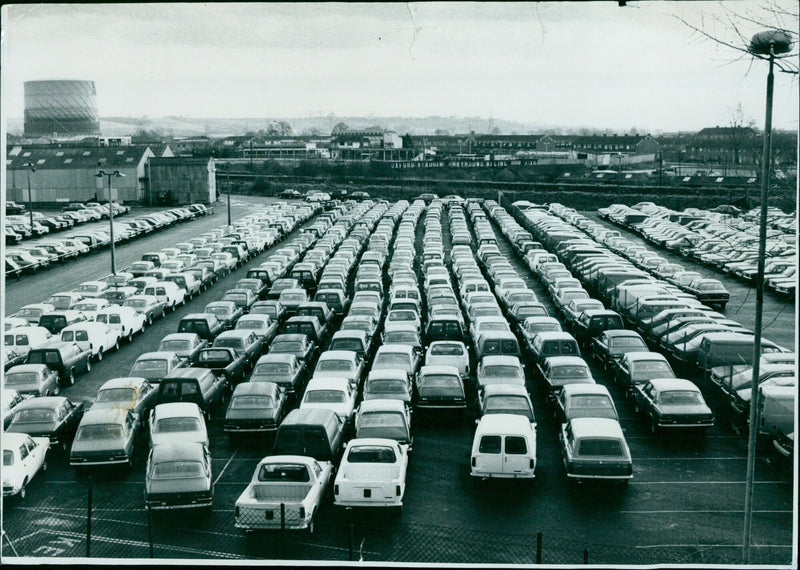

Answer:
[304,390,346,403]
[5,372,40,386]
[550,366,590,379]
[77,424,123,439]
[430,344,464,356]
[258,463,310,482]
[578,438,624,456]
[483,365,522,378]
[151,461,204,479]
[131,360,167,373]
[347,446,396,463]
[659,390,704,405]
[230,395,274,409]
[13,408,55,423]
[96,388,137,403]
[155,417,202,433]
[160,340,191,351]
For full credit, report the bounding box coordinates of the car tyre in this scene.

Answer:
[128,330,135,343]
[306,510,316,535]
[19,478,28,501]
[42,459,48,473]
[85,360,91,373]
[649,415,659,435]
[96,349,103,362]
[66,368,76,386]
[53,383,60,396]
[114,339,120,352]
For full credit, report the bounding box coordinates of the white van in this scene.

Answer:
[4,326,53,359]
[470,413,537,480]
[61,321,120,361]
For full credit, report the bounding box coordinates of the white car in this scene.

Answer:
[333,438,409,512]
[73,280,110,299]
[300,377,357,424]
[60,321,121,361]
[149,402,209,448]
[95,306,147,343]
[143,281,187,311]
[424,341,470,379]
[3,432,50,500]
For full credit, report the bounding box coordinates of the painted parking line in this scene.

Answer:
[213,448,238,486]
[636,543,794,549]
[620,509,793,514]
[630,480,789,484]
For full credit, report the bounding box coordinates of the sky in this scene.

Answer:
[1,2,798,133]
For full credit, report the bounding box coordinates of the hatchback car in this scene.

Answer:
[559,417,633,487]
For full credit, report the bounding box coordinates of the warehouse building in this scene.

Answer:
[6,145,154,204]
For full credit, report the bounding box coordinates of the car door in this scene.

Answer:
[502,435,531,475]
[476,433,503,474]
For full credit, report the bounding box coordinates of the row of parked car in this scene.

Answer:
[5,203,214,280]
[5,200,129,245]
[507,200,794,456]
[600,202,796,297]
[2,201,320,502]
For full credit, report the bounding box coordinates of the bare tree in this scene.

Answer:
[677,1,798,76]
[726,103,758,165]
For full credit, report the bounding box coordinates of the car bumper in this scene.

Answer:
[70,455,130,466]
[471,470,535,479]
[145,491,212,510]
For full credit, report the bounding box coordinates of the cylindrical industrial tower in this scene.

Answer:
[24,80,100,137]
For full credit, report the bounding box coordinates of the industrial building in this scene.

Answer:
[146,157,217,206]
[6,146,154,204]
[24,80,100,138]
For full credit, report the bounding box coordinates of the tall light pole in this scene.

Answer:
[616,153,623,193]
[741,29,793,565]
[96,169,125,275]
[223,162,232,226]
[22,161,36,229]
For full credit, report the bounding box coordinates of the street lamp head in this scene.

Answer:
[750,30,793,56]
[113,170,125,178]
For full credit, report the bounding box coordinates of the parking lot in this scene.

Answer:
[2,194,795,565]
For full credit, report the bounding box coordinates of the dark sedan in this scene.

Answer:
[223,381,288,437]
[203,301,243,330]
[6,396,85,453]
[632,378,714,434]
[591,329,649,372]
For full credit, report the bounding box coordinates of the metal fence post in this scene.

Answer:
[147,505,154,558]
[584,549,589,564]
[86,475,92,557]
[347,507,354,561]
[536,531,542,564]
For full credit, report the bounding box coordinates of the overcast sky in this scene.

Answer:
[1,2,798,132]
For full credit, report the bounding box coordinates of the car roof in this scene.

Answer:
[2,432,38,448]
[153,402,203,418]
[99,377,148,390]
[136,351,179,360]
[376,343,414,354]
[533,331,576,341]
[625,351,669,362]
[481,355,522,366]
[257,353,297,364]
[476,413,533,433]
[647,378,701,392]
[215,329,253,339]
[150,441,206,462]
[569,417,625,439]
[319,350,357,361]
[367,369,410,381]
[419,365,460,375]
[232,382,279,396]
[161,332,201,341]
[481,384,529,397]
[544,356,589,367]
[561,383,612,397]
[81,407,130,424]
[16,395,69,410]
[357,399,407,413]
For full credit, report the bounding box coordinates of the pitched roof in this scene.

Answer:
[6,146,150,171]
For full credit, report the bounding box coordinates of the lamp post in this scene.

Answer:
[223,162,232,226]
[616,153,623,193]
[741,29,793,565]
[22,161,36,229]
[96,169,125,275]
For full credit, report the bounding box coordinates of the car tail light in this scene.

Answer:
[396,485,401,496]
[299,506,305,518]
[334,484,339,495]
[235,506,239,517]
[471,457,476,467]
[529,459,534,469]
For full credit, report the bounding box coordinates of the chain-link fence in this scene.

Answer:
[2,476,793,565]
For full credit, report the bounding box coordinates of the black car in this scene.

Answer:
[6,396,85,453]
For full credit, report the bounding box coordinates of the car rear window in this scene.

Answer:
[479,435,501,454]
[505,436,528,455]
[579,439,624,457]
